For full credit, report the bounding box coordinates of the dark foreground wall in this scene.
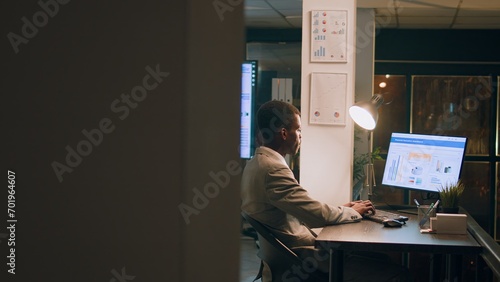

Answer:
[2,1,244,281]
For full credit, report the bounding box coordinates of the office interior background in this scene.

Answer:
[242,1,500,280]
[245,0,500,238]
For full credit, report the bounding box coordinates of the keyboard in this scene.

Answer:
[364,209,409,224]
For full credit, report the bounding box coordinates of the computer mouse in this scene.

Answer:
[382,219,404,228]
[397,215,409,222]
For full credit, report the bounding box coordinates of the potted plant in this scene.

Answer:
[353,146,382,181]
[352,128,382,181]
[352,146,382,200]
[437,180,465,213]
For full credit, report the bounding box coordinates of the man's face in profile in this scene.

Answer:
[284,114,301,156]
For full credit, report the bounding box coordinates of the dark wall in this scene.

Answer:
[374,29,500,77]
[375,29,500,63]
[3,1,243,281]
[246,28,302,42]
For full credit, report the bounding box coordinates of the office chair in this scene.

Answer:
[241,212,328,282]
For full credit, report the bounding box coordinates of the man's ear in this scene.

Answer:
[280,128,287,140]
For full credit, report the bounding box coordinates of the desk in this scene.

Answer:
[315,213,482,282]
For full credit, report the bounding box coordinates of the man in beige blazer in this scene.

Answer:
[241,100,408,281]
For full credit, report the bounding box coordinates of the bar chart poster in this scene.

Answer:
[309,72,347,125]
[310,10,347,62]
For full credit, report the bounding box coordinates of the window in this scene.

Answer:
[372,73,497,237]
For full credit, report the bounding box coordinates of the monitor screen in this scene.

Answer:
[381,132,467,193]
[240,61,257,159]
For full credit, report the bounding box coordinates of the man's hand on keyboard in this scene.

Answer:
[344,200,375,215]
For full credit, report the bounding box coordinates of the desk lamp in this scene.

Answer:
[349,94,384,200]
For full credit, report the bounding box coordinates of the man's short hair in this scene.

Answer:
[256,100,300,144]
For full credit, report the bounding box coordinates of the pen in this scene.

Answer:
[414,199,420,207]
[419,202,435,227]
[434,200,440,209]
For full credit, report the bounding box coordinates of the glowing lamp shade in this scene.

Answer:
[348,94,384,130]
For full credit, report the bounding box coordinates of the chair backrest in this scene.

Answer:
[241,211,329,282]
[241,211,302,265]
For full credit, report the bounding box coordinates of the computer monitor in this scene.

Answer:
[381,132,467,193]
[240,61,257,159]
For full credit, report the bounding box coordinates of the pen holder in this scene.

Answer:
[418,205,437,229]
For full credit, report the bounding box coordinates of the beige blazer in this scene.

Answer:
[241,146,362,248]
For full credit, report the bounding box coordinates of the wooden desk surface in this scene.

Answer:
[315,213,482,254]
